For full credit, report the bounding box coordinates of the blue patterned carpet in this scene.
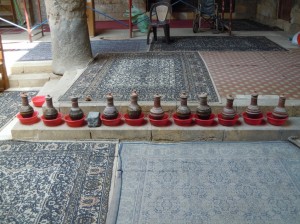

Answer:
[0,91,37,130]
[0,140,116,224]
[117,141,300,224]
[59,52,219,102]
[150,36,287,52]
[18,40,149,61]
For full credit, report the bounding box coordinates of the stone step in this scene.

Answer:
[9,73,56,88]
[11,116,300,142]
[37,78,62,97]
[9,61,52,74]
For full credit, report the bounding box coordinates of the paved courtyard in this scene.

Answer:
[1,26,300,224]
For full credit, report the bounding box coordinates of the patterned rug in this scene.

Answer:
[117,141,300,224]
[0,140,116,224]
[59,52,219,102]
[150,36,287,52]
[18,40,149,61]
[0,91,37,130]
[228,19,283,31]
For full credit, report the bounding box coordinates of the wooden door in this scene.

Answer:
[278,0,292,21]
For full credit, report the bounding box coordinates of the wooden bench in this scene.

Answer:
[0,35,9,92]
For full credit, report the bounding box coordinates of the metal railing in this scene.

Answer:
[0,0,46,42]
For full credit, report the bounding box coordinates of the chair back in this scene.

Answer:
[149,1,172,24]
[201,0,216,16]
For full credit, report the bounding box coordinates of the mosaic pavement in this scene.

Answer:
[59,52,219,102]
[18,40,149,61]
[150,36,287,52]
[201,50,300,99]
[0,91,37,130]
[0,140,116,224]
[117,141,300,224]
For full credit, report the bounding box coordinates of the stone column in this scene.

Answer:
[45,0,92,75]
[290,3,300,34]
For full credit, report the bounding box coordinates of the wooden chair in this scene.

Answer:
[147,1,172,45]
[0,35,9,92]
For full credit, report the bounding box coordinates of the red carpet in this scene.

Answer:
[0,20,207,34]
[95,19,211,33]
[0,27,24,34]
[95,19,198,30]
[0,25,51,34]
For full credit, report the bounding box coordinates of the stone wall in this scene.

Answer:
[290,1,300,34]
[25,0,300,35]
[94,0,146,21]
[235,0,257,19]
[256,0,300,34]
[93,0,259,21]
[256,0,278,26]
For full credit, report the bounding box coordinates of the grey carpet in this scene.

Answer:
[116,141,300,224]
[59,52,219,102]
[228,19,283,31]
[0,140,116,224]
[0,91,37,130]
[18,39,149,61]
[150,36,287,52]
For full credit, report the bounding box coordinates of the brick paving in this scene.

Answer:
[201,50,300,99]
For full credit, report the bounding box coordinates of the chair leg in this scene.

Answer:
[153,27,157,41]
[212,16,220,34]
[193,14,200,33]
[147,26,152,45]
[199,15,202,31]
[163,24,170,44]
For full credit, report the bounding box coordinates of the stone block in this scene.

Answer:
[10,63,24,74]
[23,61,52,73]
[8,79,20,88]
[11,127,39,140]
[38,129,91,140]
[224,118,300,141]
[11,120,91,140]
[87,112,101,127]
[90,124,151,141]
[224,129,282,141]
[151,124,224,142]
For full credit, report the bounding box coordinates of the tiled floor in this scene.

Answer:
[201,50,300,99]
